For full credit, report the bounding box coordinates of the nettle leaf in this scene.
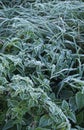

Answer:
[39,115,52,127]
[62,100,69,110]
[68,111,76,123]
[62,100,76,123]
[75,92,84,109]
[69,97,77,111]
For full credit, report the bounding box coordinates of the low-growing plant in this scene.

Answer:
[0,0,84,130]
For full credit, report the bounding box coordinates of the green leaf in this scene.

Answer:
[2,120,14,130]
[68,111,76,123]
[76,111,84,125]
[75,92,84,109]
[17,124,22,130]
[39,115,52,127]
[69,97,77,111]
[62,100,69,110]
